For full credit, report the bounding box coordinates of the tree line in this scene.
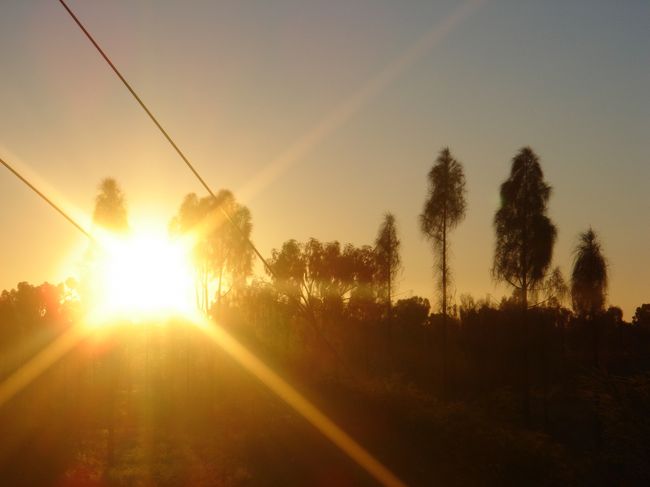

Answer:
[1,146,650,484]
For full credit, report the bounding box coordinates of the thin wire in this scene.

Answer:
[0,156,92,239]
[0,157,389,482]
[57,0,353,377]
[57,0,275,279]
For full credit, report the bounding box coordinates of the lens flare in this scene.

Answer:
[86,229,197,324]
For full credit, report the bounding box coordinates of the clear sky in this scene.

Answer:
[0,0,648,318]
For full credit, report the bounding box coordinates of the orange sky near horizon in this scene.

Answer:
[0,0,648,319]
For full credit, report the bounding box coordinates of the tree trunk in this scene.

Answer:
[217,264,224,317]
[204,263,209,314]
[441,208,448,397]
[522,278,531,427]
[387,245,393,368]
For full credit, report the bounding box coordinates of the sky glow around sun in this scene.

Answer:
[85,228,198,325]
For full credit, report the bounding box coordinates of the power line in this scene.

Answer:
[57,0,275,279]
[0,159,384,483]
[56,0,354,377]
[0,156,92,239]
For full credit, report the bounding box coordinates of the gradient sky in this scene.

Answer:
[1,0,648,318]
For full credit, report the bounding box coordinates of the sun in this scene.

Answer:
[87,228,198,324]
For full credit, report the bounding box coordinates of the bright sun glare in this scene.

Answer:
[88,229,197,324]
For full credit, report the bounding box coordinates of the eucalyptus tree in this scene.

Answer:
[91,178,131,464]
[170,189,253,313]
[268,238,377,308]
[633,304,650,327]
[421,149,466,319]
[93,178,129,232]
[268,239,306,305]
[571,228,608,368]
[375,213,401,336]
[542,267,569,309]
[84,178,130,312]
[493,147,556,424]
[211,191,253,308]
[170,193,207,309]
[493,148,556,307]
[420,148,466,392]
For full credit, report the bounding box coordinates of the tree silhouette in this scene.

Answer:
[90,179,129,463]
[267,239,306,305]
[83,179,130,311]
[394,296,430,328]
[269,238,377,308]
[93,178,129,232]
[493,147,556,424]
[571,229,607,318]
[632,304,650,328]
[347,244,380,324]
[541,266,569,309]
[209,191,253,311]
[375,213,401,343]
[571,228,607,368]
[170,190,253,313]
[420,148,466,393]
[268,238,379,371]
[169,193,210,310]
[493,148,556,301]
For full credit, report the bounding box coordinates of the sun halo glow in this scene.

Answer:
[87,229,198,325]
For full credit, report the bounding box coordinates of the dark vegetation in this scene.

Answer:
[1,147,649,486]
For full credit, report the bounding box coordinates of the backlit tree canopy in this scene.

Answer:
[268,238,377,306]
[375,213,401,306]
[93,178,129,232]
[420,148,466,315]
[571,228,608,318]
[170,189,253,312]
[493,147,556,305]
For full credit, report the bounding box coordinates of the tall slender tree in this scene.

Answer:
[375,212,401,340]
[493,146,556,425]
[91,177,129,466]
[420,148,467,393]
[571,228,608,368]
[84,178,130,310]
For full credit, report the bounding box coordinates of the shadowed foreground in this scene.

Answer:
[2,313,650,486]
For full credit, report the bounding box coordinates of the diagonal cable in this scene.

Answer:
[1,156,92,239]
[57,0,274,279]
[56,0,352,375]
[0,158,395,485]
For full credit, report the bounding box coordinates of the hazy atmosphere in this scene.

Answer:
[1,2,649,486]
[1,0,648,317]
